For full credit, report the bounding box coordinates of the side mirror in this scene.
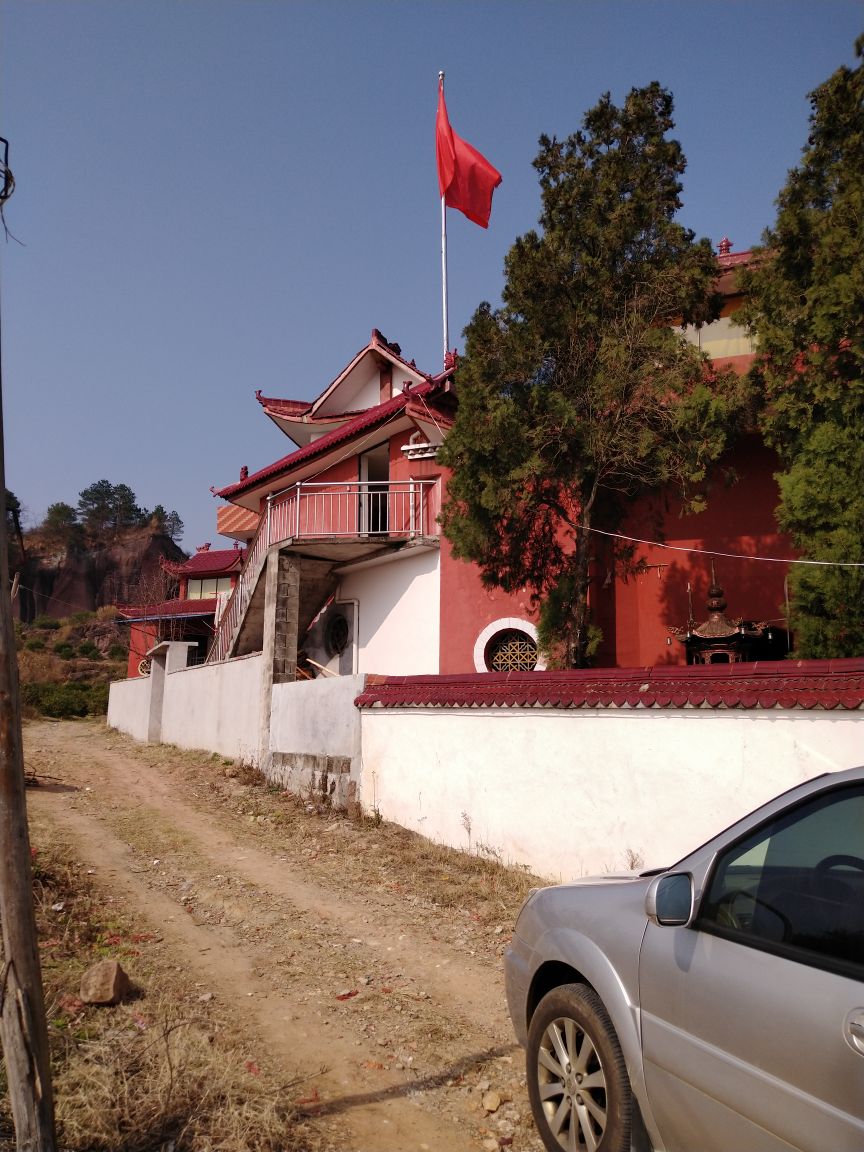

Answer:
[646,873,694,927]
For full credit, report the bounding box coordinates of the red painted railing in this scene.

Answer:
[207,479,440,664]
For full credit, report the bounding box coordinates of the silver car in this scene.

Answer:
[504,766,864,1152]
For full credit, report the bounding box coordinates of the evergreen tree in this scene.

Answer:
[77,480,142,536]
[439,84,749,666]
[5,489,22,542]
[738,37,864,657]
[148,505,184,542]
[41,501,82,551]
[163,510,184,542]
[42,502,77,532]
[5,489,25,565]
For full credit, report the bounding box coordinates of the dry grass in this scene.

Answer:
[186,751,545,927]
[8,828,322,1152]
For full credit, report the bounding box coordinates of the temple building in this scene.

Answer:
[122,241,798,678]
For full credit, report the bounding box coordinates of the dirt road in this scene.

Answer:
[24,719,544,1152]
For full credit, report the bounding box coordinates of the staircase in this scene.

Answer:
[206,478,440,664]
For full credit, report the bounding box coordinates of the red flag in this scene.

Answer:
[436,80,501,229]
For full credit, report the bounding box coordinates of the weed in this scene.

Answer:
[461,810,473,851]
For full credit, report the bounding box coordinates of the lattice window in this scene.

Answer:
[485,629,538,672]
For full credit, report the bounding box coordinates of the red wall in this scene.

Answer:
[438,532,540,674]
[126,621,158,678]
[593,437,796,667]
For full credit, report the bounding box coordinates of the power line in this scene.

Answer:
[587,525,864,568]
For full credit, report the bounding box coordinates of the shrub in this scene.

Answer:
[21,682,109,719]
[33,616,60,630]
[25,639,46,652]
[77,641,101,660]
[107,644,127,661]
[52,643,76,660]
[70,611,95,625]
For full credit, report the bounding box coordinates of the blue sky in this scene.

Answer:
[1,1,861,552]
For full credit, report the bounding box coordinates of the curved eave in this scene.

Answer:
[216,401,419,511]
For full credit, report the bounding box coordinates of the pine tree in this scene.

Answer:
[739,37,864,657]
[439,84,749,666]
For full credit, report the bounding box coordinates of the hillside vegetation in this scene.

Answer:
[16,608,128,719]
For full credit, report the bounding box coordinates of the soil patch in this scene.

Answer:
[21,719,548,1151]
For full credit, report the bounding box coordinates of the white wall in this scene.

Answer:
[270,675,364,758]
[359,707,864,880]
[159,653,263,764]
[337,549,439,675]
[107,675,152,741]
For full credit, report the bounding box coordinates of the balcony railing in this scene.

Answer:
[207,479,440,664]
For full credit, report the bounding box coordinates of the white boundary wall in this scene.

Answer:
[358,707,864,880]
[106,675,152,741]
[160,654,262,763]
[108,652,262,764]
[270,675,364,759]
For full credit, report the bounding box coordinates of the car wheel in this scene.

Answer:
[526,982,631,1152]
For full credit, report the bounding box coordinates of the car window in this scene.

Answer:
[698,783,864,975]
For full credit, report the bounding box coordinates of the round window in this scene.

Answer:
[325,613,350,657]
[485,628,538,672]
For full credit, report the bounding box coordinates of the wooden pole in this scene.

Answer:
[0,135,57,1152]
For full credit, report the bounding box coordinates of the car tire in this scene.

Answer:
[526,982,631,1152]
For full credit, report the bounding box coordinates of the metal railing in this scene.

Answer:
[207,479,440,664]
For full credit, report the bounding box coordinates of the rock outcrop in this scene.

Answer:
[13,528,186,622]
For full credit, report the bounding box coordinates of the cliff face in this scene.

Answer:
[13,528,186,622]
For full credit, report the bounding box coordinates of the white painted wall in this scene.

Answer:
[270,675,364,758]
[159,653,263,764]
[107,675,152,741]
[359,707,864,881]
[337,549,440,675]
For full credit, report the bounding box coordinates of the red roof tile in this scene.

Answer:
[162,548,246,576]
[354,660,864,712]
[255,396,312,417]
[215,384,435,500]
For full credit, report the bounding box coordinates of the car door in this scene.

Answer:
[638,782,864,1152]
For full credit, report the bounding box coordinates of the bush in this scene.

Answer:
[70,611,95,625]
[107,643,127,661]
[33,616,60,630]
[25,639,46,651]
[21,682,109,719]
[77,641,102,660]
[52,643,76,660]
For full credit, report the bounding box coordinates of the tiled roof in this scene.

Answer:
[256,397,374,424]
[117,597,219,621]
[355,660,864,712]
[215,384,434,500]
[162,548,245,576]
[717,250,753,270]
[256,397,312,417]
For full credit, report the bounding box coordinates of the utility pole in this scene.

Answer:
[0,137,57,1151]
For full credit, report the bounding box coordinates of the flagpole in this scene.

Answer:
[439,71,449,366]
